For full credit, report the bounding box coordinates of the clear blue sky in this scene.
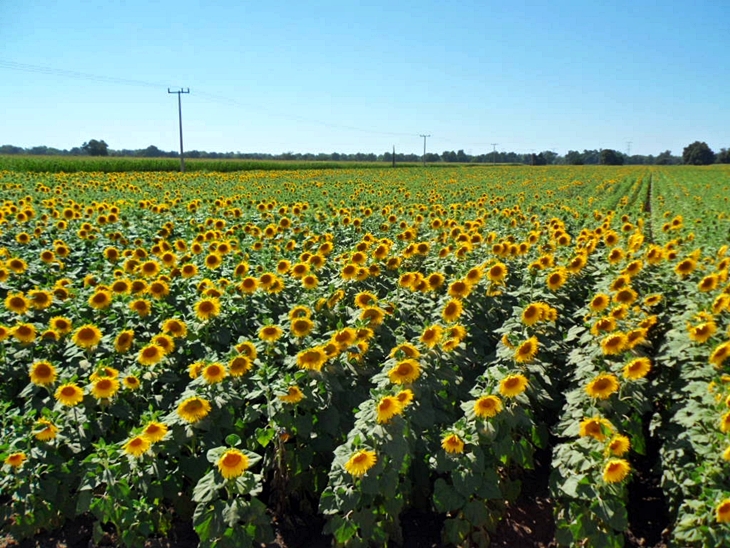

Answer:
[1,0,729,156]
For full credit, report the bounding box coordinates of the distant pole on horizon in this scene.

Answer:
[168,88,190,172]
[420,134,431,166]
[392,145,396,168]
[626,141,632,158]
[491,143,498,165]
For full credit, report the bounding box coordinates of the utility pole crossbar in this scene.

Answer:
[168,88,190,172]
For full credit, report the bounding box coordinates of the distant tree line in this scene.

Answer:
[2,140,728,165]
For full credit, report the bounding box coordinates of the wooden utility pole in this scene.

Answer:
[168,88,190,172]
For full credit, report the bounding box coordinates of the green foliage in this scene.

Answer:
[683,141,716,165]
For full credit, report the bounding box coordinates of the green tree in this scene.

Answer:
[717,148,730,164]
[565,150,584,165]
[82,139,109,156]
[682,141,715,165]
[600,149,624,165]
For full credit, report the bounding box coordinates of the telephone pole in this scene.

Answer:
[626,141,632,158]
[168,88,190,172]
[491,143,498,165]
[420,134,431,166]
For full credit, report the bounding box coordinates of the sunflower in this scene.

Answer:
[446,324,467,342]
[194,298,221,321]
[328,329,355,352]
[296,346,328,371]
[4,452,27,468]
[388,359,421,384]
[427,272,446,291]
[259,325,283,343]
[579,417,613,441]
[177,396,212,423]
[142,421,168,443]
[441,434,465,454]
[442,299,463,323]
[130,280,149,295]
[344,450,377,477]
[354,291,378,309]
[235,341,258,360]
[217,448,249,479]
[123,375,141,390]
[151,334,175,355]
[202,363,227,384]
[7,257,27,274]
[5,293,29,315]
[601,459,631,484]
[91,377,120,400]
[55,383,84,406]
[710,342,730,368]
[34,418,59,441]
[138,344,165,366]
[288,305,311,320]
[420,324,442,348]
[327,289,345,309]
[474,395,503,419]
[688,321,717,344]
[613,287,638,305]
[72,324,102,349]
[721,412,730,434]
[396,389,414,407]
[585,374,620,399]
[29,361,57,386]
[114,330,134,353]
[229,356,253,377]
[88,290,112,310]
[698,274,719,293]
[601,332,627,355]
[623,357,652,380]
[674,258,696,278]
[238,276,259,294]
[12,322,37,344]
[162,318,187,338]
[376,396,404,423]
[499,374,529,398]
[514,337,539,363]
[291,317,314,338]
[139,260,161,278]
[301,274,319,289]
[360,306,386,327]
[279,385,305,403]
[389,342,420,360]
[606,435,630,457]
[49,316,73,335]
[127,298,151,318]
[181,263,199,278]
[716,500,730,523]
[487,262,508,283]
[447,280,472,299]
[546,269,567,291]
[123,436,151,458]
[521,302,543,326]
[148,280,170,299]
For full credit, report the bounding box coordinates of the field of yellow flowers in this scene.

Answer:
[2,165,730,547]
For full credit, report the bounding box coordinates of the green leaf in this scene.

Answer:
[256,427,275,448]
[433,478,465,513]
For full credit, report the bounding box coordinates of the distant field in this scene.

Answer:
[0,155,527,173]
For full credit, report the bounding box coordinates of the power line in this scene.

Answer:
[0,58,419,140]
[491,143,498,165]
[168,88,190,172]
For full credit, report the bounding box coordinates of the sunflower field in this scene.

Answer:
[1,165,730,547]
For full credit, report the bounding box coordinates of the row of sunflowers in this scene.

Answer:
[1,165,730,547]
